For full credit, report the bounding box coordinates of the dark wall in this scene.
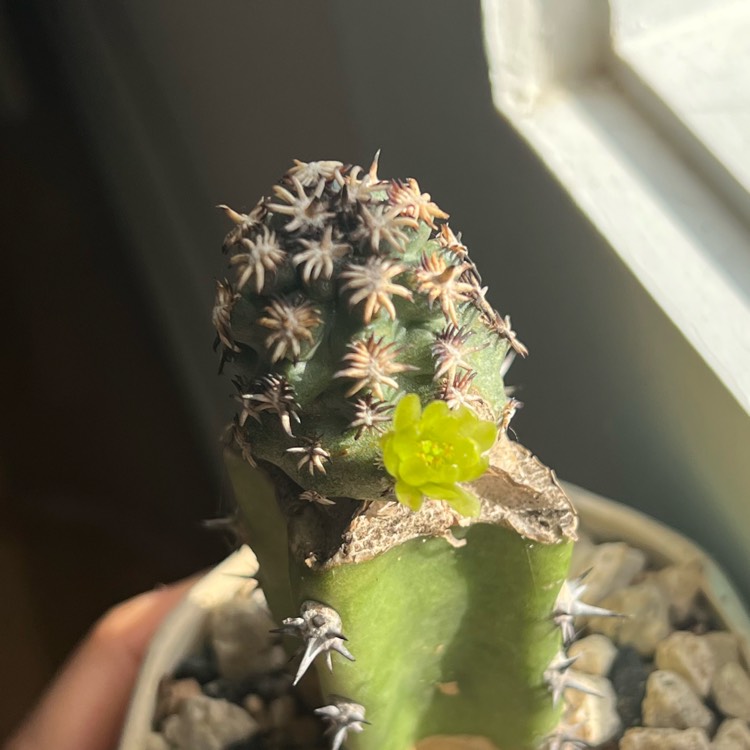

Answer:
[0,4,227,737]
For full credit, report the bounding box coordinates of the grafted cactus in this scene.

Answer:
[214,156,582,750]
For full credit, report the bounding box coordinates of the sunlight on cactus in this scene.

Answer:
[381,394,496,516]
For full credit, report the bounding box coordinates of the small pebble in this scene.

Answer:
[652,561,703,625]
[610,646,650,728]
[173,648,219,685]
[591,580,672,656]
[154,677,202,725]
[712,662,750,720]
[568,634,618,676]
[712,718,750,749]
[210,586,283,681]
[268,694,296,728]
[288,715,324,748]
[224,736,267,750]
[563,672,622,746]
[655,632,715,697]
[576,543,647,604]
[701,631,740,672]
[243,693,265,716]
[642,670,715,731]
[253,669,294,701]
[242,694,271,732]
[619,727,710,749]
[203,675,258,704]
[144,731,170,750]
[162,695,258,750]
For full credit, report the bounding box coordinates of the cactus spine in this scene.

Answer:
[215,156,579,750]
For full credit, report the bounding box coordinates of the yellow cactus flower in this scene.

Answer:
[380,394,497,517]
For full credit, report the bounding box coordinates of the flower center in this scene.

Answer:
[417,438,453,468]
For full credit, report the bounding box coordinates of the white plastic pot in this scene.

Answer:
[118,484,750,750]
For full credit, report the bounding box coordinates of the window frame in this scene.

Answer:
[482,0,750,415]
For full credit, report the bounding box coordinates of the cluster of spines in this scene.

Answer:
[214,156,526,490]
[234,374,300,438]
[542,571,624,748]
[272,602,365,750]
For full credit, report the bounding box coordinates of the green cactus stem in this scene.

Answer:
[217,157,578,750]
[295,517,572,750]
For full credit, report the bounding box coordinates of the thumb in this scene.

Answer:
[5,573,201,750]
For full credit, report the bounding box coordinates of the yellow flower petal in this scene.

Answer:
[395,480,424,510]
[394,393,421,430]
[381,434,400,475]
[400,456,431,486]
[447,485,481,517]
[421,399,451,430]
[470,420,498,452]
[458,455,489,482]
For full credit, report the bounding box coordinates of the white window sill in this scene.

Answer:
[483,0,750,415]
[611,0,750,221]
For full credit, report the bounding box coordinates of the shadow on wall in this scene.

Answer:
[0,2,228,737]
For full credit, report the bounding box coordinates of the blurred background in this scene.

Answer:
[1,0,747,740]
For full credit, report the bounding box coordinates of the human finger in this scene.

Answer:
[6,573,201,750]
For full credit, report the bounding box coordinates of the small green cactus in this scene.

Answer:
[215,156,584,750]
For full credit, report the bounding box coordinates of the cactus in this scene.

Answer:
[214,156,583,750]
